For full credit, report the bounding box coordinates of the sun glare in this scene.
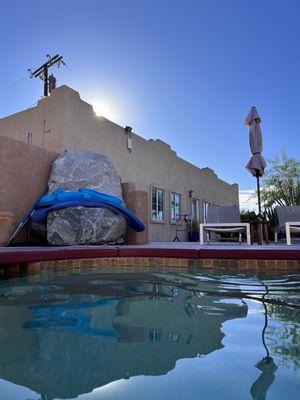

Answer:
[93,102,115,121]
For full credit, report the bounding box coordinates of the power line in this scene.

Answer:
[0,60,149,139]
[0,76,28,94]
[64,62,147,135]
[65,62,90,90]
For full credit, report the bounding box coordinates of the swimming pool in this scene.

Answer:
[0,267,299,400]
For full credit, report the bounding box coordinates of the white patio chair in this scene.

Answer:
[274,206,300,245]
[200,205,251,245]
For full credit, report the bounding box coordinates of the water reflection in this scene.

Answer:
[266,275,300,371]
[251,357,278,400]
[0,269,298,400]
[251,284,278,400]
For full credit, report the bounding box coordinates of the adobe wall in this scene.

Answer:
[0,89,67,152]
[0,86,239,242]
[58,87,239,241]
[0,137,148,245]
[0,136,58,227]
[122,182,149,245]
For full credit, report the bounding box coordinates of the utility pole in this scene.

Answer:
[28,54,65,97]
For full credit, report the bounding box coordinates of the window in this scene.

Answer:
[152,187,164,221]
[203,202,210,222]
[149,328,162,342]
[170,192,180,222]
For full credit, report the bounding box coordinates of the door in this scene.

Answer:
[192,199,200,222]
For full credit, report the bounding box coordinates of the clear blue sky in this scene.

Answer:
[1,0,299,194]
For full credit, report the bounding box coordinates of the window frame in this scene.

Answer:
[151,187,165,223]
[170,192,181,224]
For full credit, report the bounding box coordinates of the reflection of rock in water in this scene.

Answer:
[0,272,247,399]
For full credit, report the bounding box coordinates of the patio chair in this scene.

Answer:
[200,205,251,245]
[274,206,300,245]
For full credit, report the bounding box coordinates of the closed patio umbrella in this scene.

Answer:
[244,106,267,216]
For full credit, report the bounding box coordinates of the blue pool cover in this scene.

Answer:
[32,188,145,232]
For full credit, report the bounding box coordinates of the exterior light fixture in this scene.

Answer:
[124,126,132,134]
[124,126,133,152]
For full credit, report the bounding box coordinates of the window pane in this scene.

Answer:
[170,192,180,221]
[158,190,163,220]
[152,188,164,220]
[152,188,157,219]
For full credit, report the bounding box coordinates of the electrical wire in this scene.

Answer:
[64,62,146,134]
[64,63,89,89]
[0,76,28,94]
[0,64,148,139]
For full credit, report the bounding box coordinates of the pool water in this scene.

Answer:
[0,267,299,400]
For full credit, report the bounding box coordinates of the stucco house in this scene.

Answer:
[0,85,239,242]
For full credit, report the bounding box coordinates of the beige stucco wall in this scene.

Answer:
[0,136,58,231]
[0,85,239,241]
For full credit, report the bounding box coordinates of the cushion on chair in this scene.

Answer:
[204,227,245,233]
[275,206,300,233]
[206,205,241,223]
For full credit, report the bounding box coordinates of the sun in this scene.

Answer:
[93,101,115,121]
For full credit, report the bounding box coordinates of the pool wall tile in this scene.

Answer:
[275,260,288,270]
[265,260,276,269]
[2,255,300,279]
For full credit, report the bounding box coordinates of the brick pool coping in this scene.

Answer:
[0,244,300,272]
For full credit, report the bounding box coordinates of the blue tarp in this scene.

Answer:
[32,188,145,232]
[36,188,124,208]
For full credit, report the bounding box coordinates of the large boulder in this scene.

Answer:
[46,151,126,245]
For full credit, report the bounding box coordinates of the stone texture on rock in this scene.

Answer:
[48,151,123,198]
[47,151,126,245]
[47,207,127,246]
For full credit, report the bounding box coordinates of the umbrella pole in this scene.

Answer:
[256,170,262,217]
[256,170,263,245]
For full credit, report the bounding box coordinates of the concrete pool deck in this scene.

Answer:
[0,242,300,275]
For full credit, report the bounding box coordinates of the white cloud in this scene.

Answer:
[239,189,258,212]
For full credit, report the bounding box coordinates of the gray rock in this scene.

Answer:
[47,207,127,245]
[46,151,126,245]
[48,151,122,198]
